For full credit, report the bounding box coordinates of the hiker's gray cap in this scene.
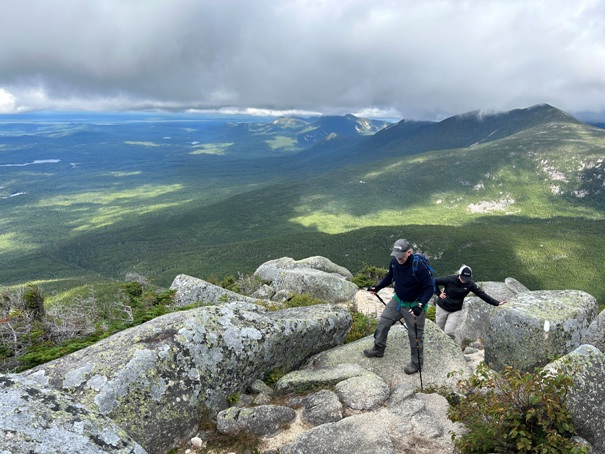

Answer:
[390,239,410,259]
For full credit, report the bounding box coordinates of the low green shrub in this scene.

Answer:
[0,280,177,373]
[283,293,326,308]
[23,285,45,320]
[426,304,436,322]
[351,265,387,289]
[19,333,105,370]
[254,292,327,311]
[219,274,239,292]
[448,362,589,453]
[264,368,286,385]
[217,273,268,296]
[227,393,240,405]
[345,308,377,343]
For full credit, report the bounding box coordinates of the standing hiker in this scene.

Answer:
[434,265,507,340]
[364,239,435,375]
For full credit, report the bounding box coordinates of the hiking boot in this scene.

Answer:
[363,348,384,358]
[404,363,419,374]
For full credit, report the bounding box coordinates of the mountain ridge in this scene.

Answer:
[1,103,604,305]
[278,103,588,172]
[355,103,583,158]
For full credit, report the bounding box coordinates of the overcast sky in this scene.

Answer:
[0,0,604,121]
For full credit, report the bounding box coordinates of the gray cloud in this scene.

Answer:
[0,0,604,120]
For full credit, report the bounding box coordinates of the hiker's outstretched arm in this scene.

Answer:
[471,283,500,306]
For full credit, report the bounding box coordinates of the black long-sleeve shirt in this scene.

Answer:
[375,256,434,307]
[434,274,499,312]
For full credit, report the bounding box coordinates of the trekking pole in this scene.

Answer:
[413,315,424,391]
[368,289,407,330]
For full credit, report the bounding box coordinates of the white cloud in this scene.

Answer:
[0,0,604,120]
[0,88,16,113]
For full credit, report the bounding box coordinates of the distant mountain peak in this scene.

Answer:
[445,103,567,121]
[270,116,309,128]
[365,103,588,160]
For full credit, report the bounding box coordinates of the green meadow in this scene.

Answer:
[0,108,604,306]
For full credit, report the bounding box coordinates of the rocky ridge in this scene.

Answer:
[1,256,603,453]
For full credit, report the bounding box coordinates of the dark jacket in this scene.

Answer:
[375,256,434,308]
[434,274,499,312]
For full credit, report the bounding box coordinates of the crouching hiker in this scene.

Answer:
[364,238,435,375]
[434,265,507,341]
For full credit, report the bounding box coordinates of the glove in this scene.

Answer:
[367,286,378,293]
[411,305,423,317]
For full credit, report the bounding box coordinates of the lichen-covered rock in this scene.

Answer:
[545,345,605,453]
[280,388,457,454]
[247,378,274,396]
[334,372,390,411]
[232,364,462,452]
[484,290,598,372]
[504,277,530,294]
[0,374,146,454]
[307,322,473,389]
[23,302,351,454]
[169,274,257,307]
[280,411,394,454]
[585,309,605,353]
[216,404,296,436]
[253,256,359,304]
[452,281,516,346]
[296,256,354,279]
[275,363,370,395]
[273,268,359,303]
[302,389,343,425]
[255,256,353,281]
[452,297,498,346]
[251,283,275,300]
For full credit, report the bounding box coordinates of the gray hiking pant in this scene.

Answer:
[373,297,425,367]
[435,305,461,340]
